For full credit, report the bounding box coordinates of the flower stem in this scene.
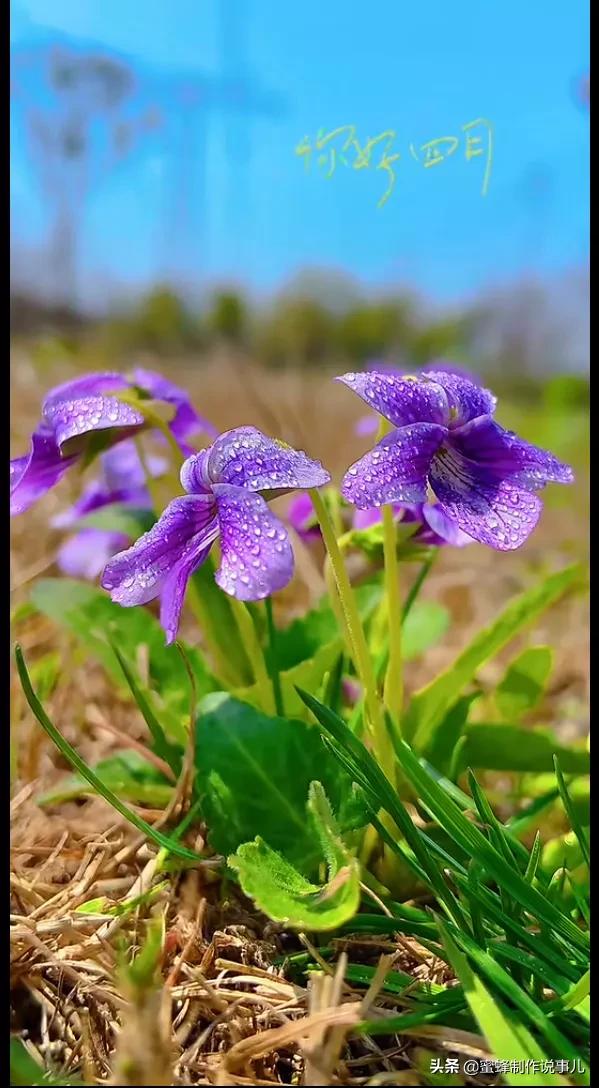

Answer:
[264,598,285,717]
[402,550,437,621]
[382,503,403,732]
[134,436,163,516]
[228,598,275,715]
[117,392,185,467]
[186,575,239,686]
[310,488,395,783]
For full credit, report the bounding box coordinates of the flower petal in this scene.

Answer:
[44,393,145,453]
[341,423,446,509]
[101,494,218,607]
[43,372,130,411]
[337,371,449,427]
[424,370,496,425]
[421,503,474,547]
[57,528,129,580]
[51,480,111,529]
[206,427,330,493]
[421,360,481,386]
[10,427,77,515]
[286,492,321,541]
[159,542,214,643]
[450,417,574,488]
[355,415,380,437]
[100,439,165,493]
[213,483,294,600]
[429,446,541,550]
[180,449,213,495]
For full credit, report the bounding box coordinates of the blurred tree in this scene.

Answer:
[12,44,154,307]
[206,289,248,345]
[256,297,336,368]
[409,315,472,366]
[131,287,202,353]
[336,300,414,364]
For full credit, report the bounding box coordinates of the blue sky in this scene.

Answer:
[10,0,589,304]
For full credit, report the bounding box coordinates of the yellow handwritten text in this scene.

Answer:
[295,118,494,204]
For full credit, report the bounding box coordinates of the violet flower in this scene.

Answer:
[338,369,573,550]
[287,491,322,543]
[52,440,165,580]
[101,426,330,643]
[356,361,480,438]
[10,368,215,516]
[287,492,472,548]
[352,502,473,547]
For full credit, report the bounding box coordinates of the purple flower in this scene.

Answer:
[353,502,473,547]
[287,492,323,543]
[10,368,215,516]
[52,441,165,580]
[101,426,330,643]
[287,491,472,549]
[338,369,573,550]
[356,361,481,440]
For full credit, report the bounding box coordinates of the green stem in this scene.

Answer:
[264,598,284,717]
[134,436,163,516]
[186,575,238,686]
[327,486,344,538]
[382,504,403,731]
[310,488,395,783]
[117,392,185,467]
[228,598,275,715]
[402,550,437,621]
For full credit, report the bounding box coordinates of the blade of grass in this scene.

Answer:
[15,645,203,864]
[109,638,182,775]
[299,689,468,927]
[554,756,590,868]
[383,725,589,955]
[446,922,590,1083]
[524,832,542,884]
[439,922,569,1087]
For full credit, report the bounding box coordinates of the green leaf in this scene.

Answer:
[401,600,450,661]
[438,924,568,1086]
[456,724,590,776]
[425,693,480,774]
[340,519,430,562]
[74,502,156,538]
[495,645,553,719]
[194,694,356,874]
[190,558,253,685]
[560,971,590,1022]
[235,638,344,719]
[266,578,383,672]
[542,830,590,881]
[37,750,174,808]
[229,782,360,930]
[30,578,217,739]
[27,651,61,702]
[10,1037,84,1086]
[405,563,585,750]
[236,580,383,719]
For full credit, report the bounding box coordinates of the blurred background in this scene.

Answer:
[10,0,589,573]
[9,0,590,751]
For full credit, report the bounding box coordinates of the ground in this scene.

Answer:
[10,347,589,1085]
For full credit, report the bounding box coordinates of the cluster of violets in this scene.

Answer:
[11,364,573,644]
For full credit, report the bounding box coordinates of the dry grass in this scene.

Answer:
[10,346,589,1084]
